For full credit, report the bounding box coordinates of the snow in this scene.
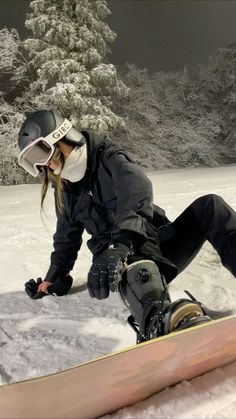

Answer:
[0,165,236,418]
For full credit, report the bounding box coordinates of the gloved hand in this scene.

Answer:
[48,273,73,296]
[87,243,129,300]
[25,277,45,299]
[24,274,73,299]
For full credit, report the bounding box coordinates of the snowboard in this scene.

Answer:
[1,314,236,419]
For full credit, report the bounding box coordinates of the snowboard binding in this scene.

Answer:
[118,260,212,343]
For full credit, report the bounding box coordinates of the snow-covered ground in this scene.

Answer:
[0,165,236,418]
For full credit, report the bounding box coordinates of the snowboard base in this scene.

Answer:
[1,314,236,419]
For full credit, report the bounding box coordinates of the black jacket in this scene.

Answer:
[46,132,177,282]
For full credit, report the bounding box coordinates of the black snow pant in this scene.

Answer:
[158,194,236,283]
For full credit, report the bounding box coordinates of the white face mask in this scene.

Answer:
[54,143,87,182]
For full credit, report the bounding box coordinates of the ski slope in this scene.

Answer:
[0,165,236,418]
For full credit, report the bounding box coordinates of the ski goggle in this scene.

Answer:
[18,118,73,177]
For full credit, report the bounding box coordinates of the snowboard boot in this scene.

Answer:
[119,260,212,343]
[119,259,172,343]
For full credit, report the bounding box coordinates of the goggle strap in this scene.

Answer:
[45,118,73,145]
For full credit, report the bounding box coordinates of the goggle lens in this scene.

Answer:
[18,138,54,177]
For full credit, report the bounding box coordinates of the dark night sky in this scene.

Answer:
[0,0,236,72]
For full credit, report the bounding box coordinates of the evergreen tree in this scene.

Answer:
[23,0,128,133]
[0,28,29,101]
[112,64,221,169]
[0,94,29,184]
[197,45,236,161]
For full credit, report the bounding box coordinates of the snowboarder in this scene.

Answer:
[17,110,236,341]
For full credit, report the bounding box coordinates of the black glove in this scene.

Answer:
[24,278,46,299]
[24,274,73,299]
[87,243,129,300]
[48,274,73,296]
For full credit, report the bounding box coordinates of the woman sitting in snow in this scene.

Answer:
[17,109,236,342]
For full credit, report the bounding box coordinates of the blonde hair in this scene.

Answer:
[40,147,66,215]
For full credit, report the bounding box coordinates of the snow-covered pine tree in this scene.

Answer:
[197,45,236,162]
[0,28,29,101]
[112,64,222,169]
[0,94,28,184]
[23,0,128,133]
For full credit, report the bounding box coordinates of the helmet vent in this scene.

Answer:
[23,133,29,136]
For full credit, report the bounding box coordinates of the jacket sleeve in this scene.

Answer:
[102,150,154,245]
[45,192,84,282]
